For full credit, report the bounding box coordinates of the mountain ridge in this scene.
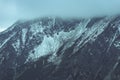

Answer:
[0,16,120,80]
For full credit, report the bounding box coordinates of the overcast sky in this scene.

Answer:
[0,0,120,32]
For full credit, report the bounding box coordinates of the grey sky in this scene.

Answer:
[0,0,120,31]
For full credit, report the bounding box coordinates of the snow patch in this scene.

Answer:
[26,19,90,62]
[114,40,120,49]
[26,17,114,62]
[30,23,44,35]
[12,39,20,53]
[22,29,27,44]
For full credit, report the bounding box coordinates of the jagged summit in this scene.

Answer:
[0,16,120,80]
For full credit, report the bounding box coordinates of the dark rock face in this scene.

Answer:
[0,16,120,80]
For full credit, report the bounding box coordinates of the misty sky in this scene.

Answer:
[0,0,120,32]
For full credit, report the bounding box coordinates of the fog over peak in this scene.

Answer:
[0,0,120,31]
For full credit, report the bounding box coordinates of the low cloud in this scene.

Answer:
[0,0,120,29]
[16,0,120,18]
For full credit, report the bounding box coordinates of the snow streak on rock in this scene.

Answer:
[26,17,115,62]
[22,29,27,45]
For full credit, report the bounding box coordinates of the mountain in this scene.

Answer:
[0,16,120,80]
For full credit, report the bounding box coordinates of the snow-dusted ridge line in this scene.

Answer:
[0,32,16,50]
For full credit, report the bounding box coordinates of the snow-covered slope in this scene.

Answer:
[0,16,120,80]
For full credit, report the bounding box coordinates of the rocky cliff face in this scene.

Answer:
[0,16,120,80]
